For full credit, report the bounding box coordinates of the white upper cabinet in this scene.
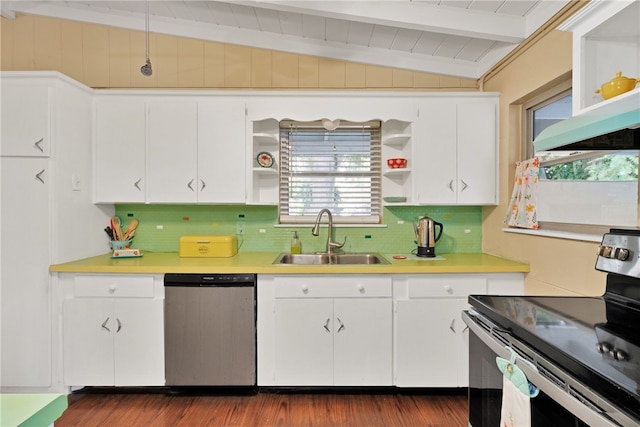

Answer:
[93,91,498,206]
[147,101,199,203]
[94,94,246,204]
[563,0,640,113]
[1,83,50,157]
[94,100,146,203]
[197,100,246,203]
[413,96,498,205]
[456,102,498,205]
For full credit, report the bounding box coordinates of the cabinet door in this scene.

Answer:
[414,101,497,205]
[95,100,146,202]
[1,84,50,157]
[274,299,333,386]
[63,299,115,386]
[113,299,164,386]
[333,298,393,386]
[414,102,457,204]
[0,158,52,387]
[147,102,198,202]
[198,101,246,203]
[456,103,497,205]
[395,298,468,387]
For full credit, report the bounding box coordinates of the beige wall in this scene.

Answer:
[0,14,476,90]
[481,29,606,297]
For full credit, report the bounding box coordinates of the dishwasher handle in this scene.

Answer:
[164,273,256,287]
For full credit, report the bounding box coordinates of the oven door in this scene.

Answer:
[464,311,627,427]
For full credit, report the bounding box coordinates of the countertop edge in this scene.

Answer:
[50,252,530,275]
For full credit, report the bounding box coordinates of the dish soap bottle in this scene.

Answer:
[291,231,302,254]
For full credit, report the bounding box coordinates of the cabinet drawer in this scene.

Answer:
[73,275,154,298]
[407,276,486,298]
[274,275,392,298]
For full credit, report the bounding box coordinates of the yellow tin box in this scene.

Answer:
[179,235,238,258]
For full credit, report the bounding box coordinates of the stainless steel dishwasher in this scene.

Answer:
[164,273,256,387]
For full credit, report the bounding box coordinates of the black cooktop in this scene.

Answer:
[470,229,640,423]
[469,280,640,423]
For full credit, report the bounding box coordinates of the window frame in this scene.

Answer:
[522,80,572,160]
[278,119,383,225]
[520,80,638,232]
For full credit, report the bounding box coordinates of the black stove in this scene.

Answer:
[469,228,640,425]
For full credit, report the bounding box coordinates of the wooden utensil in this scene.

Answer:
[123,219,139,241]
[111,216,123,240]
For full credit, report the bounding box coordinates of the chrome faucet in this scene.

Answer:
[312,208,346,254]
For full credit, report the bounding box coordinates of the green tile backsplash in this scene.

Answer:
[114,204,482,254]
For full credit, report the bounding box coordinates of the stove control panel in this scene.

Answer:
[597,245,630,261]
[595,231,639,277]
[595,324,638,377]
[596,340,628,361]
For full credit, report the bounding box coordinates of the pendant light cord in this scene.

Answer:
[140,0,152,76]
[145,0,149,62]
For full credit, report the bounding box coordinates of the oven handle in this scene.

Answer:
[462,310,627,427]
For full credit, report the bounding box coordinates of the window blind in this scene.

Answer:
[279,120,382,224]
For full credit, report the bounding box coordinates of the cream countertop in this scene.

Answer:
[50,252,529,274]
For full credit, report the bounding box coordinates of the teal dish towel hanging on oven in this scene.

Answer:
[496,356,539,398]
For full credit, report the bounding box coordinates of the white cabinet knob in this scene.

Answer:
[301,284,309,294]
[108,283,117,294]
[444,284,453,294]
[357,284,365,294]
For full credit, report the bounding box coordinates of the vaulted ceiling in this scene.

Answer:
[1,1,571,79]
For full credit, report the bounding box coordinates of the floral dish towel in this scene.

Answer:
[505,157,539,229]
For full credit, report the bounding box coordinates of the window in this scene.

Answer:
[278,120,382,224]
[524,83,638,227]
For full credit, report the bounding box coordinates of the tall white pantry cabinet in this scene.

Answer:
[0,72,112,390]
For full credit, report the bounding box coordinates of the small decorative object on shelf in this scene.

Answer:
[257,151,274,168]
[595,72,640,100]
[383,196,407,203]
[387,158,407,169]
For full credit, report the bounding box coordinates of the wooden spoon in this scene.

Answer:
[111,216,123,240]
[123,219,139,241]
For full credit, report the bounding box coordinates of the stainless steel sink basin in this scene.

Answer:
[273,253,390,265]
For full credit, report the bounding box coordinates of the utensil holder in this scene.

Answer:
[110,240,132,250]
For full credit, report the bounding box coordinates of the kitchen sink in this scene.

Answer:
[273,253,390,265]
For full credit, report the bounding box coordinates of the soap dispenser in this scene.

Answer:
[291,231,302,254]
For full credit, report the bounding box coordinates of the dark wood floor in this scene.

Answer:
[55,388,468,426]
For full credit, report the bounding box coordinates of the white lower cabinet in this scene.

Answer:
[61,274,164,387]
[395,297,470,387]
[393,274,523,388]
[259,273,522,388]
[258,275,393,386]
